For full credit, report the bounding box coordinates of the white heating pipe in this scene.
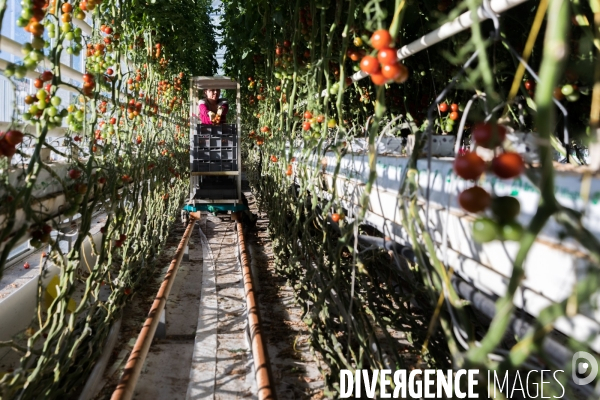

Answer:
[0,35,83,84]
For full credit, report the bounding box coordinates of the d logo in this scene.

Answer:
[572,351,599,386]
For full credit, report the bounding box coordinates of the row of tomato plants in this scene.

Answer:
[223,0,600,397]
[0,0,217,397]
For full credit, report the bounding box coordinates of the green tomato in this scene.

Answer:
[566,92,580,102]
[30,50,44,61]
[472,217,499,243]
[561,84,574,96]
[75,110,84,121]
[31,37,45,50]
[46,106,57,116]
[16,65,29,78]
[491,196,520,223]
[4,64,15,77]
[24,58,38,69]
[65,32,75,41]
[445,123,454,132]
[501,221,523,241]
[61,23,72,33]
[48,30,56,39]
[16,17,28,27]
[22,112,32,120]
[20,8,32,20]
[37,99,47,110]
[60,108,69,117]
[66,47,74,55]
[29,104,39,114]
[21,43,33,55]
[74,27,82,36]
[37,89,47,100]
[51,96,61,107]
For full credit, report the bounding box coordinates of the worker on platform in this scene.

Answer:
[198,89,228,124]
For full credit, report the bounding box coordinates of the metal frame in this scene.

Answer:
[188,76,242,208]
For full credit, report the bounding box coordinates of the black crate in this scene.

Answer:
[195,150,210,160]
[192,124,238,173]
[221,150,233,160]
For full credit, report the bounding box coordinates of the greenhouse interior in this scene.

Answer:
[1,0,600,398]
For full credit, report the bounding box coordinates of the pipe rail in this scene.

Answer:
[348,0,529,82]
[234,214,275,400]
[110,218,197,400]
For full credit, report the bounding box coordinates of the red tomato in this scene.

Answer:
[331,213,340,222]
[4,130,24,146]
[360,56,380,74]
[381,64,401,80]
[393,64,409,83]
[304,111,313,119]
[453,152,485,180]
[24,262,30,269]
[0,139,17,157]
[316,115,325,123]
[347,49,360,62]
[553,87,565,100]
[370,29,393,50]
[302,121,311,131]
[438,103,448,113]
[41,70,53,81]
[377,48,397,66]
[370,72,387,86]
[34,79,43,89]
[458,186,491,213]
[471,123,507,148]
[450,103,459,112]
[524,80,534,91]
[449,111,459,121]
[491,153,524,179]
[68,169,82,179]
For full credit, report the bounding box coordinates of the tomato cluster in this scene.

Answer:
[359,29,409,86]
[438,102,460,132]
[453,122,526,243]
